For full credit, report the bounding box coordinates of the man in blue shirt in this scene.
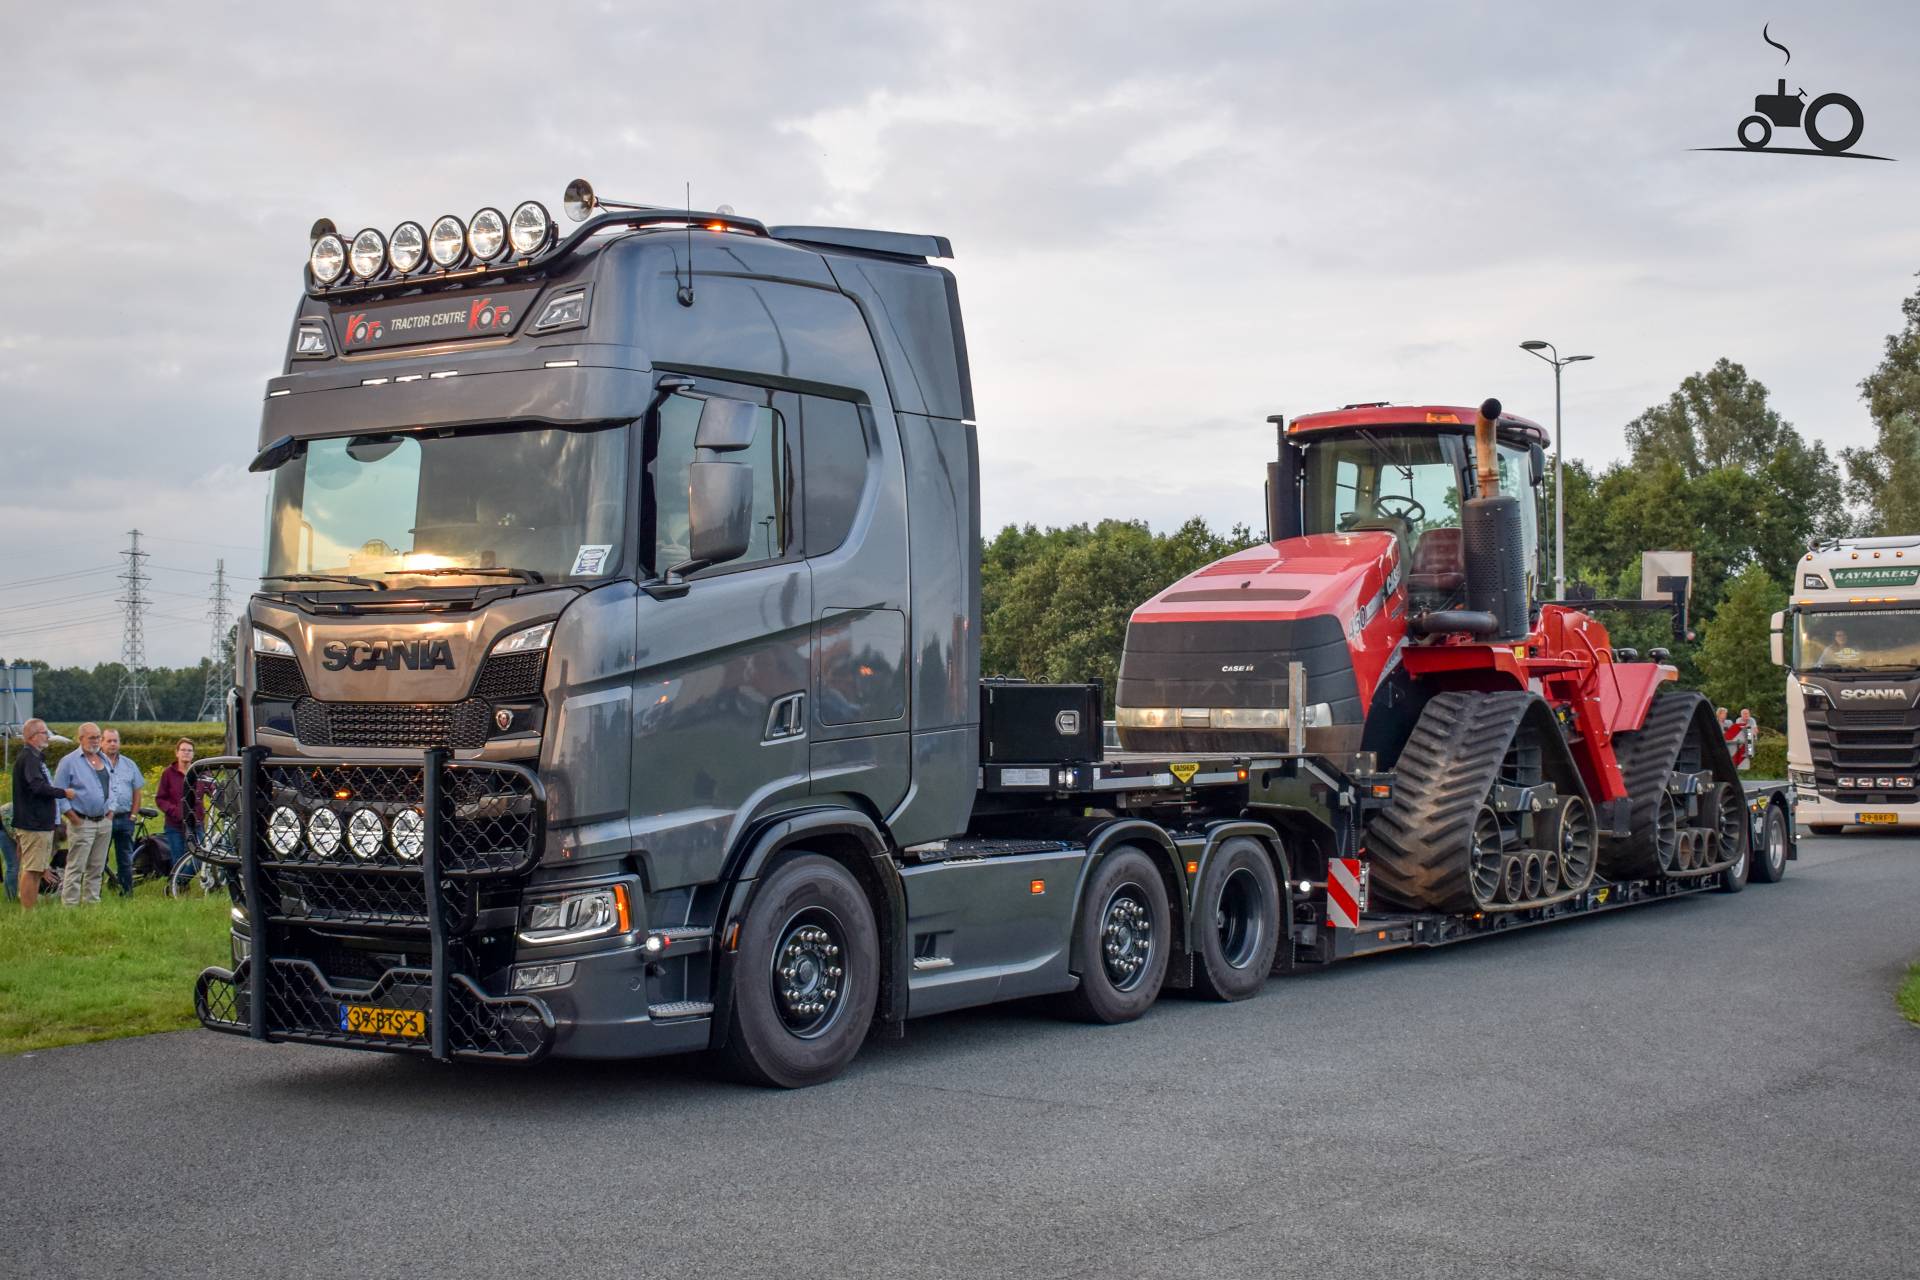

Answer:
[52,722,116,905]
[100,727,146,895]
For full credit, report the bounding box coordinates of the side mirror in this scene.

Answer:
[1769,610,1785,666]
[1529,443,1547,488]
[248,434,303,474]
[687,461,754,566]
[693,396,758,451]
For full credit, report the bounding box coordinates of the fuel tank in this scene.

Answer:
[1114,532,1404,753]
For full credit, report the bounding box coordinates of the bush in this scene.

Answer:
[1748,727,1787,780]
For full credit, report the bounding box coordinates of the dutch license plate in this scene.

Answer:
[339,1004,425,1038]
[1858,812,1898,826]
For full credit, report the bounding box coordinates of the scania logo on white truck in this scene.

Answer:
[1838,687,1910,701]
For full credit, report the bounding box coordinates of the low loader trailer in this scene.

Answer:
[188,183,1793,1085]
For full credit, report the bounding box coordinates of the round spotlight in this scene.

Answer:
[468,207,507,261]
[309,233,348,285]
[349,228,387,279]
[388,221,426,274]
[267,805,302,857]
[562,177,597,223]
[347,808,385,861]
[509,201,552,256]
[428,214,466,268]
[390,808,426,862]
[307,808,343,858]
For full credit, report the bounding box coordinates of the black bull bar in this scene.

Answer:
[188,749,556,1062]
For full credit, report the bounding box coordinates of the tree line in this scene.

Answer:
[986,276,1920,729]
[0,658,223,724]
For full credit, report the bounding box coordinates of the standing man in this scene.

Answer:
[52,722,115,905]
[1735,708,1758,772]
[101,728,145,894]
[10,718,74,909]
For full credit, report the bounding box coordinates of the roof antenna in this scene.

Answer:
[677,181,696,307]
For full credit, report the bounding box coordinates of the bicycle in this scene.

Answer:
[167,829,228,899]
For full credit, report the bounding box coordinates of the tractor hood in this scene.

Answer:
[1130,533,1399,625]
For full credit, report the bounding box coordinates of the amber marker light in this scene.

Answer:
[705,221,727,232]
[334,788,352,801]
[1186,860,1200,875]
[613,884,632,933]
[1030,879,1046,895]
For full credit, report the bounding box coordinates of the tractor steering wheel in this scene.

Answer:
[1371,493,1426,524]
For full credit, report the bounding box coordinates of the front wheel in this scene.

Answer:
[1063,847,1171,1023]
[1191,837,1281,1001]
[716,854,878,1088]
[1738,114,1772,149]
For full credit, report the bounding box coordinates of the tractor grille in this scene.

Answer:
[255,654,310,700]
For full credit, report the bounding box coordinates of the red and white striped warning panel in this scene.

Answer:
[1327,858,1362,929]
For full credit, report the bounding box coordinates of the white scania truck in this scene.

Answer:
[1775,536,1920,833]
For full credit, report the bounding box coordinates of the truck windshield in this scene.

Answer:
[1794,608,1920,672]
[264,423,629,588]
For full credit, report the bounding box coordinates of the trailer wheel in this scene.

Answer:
[1064,846,1171,1023]
[716,854,877,1088]
[1192,837,1281,1002]
[1753,804,1791,883]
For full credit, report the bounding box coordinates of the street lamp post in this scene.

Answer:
[1518,340,1593,600]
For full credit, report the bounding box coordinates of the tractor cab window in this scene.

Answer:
[1303,432,1468,605]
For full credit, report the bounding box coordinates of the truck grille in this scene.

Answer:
[474,650,546,700]
[255,654,310,700]
[1806,700,1919,791]
[294,698,494,750]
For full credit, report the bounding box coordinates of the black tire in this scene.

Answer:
[1738,114,1772,149]
[716,854,878,1088]
[1753,804,1791,883]
[1808,824,1846,837]
[1706,782,1748,893]
[1191,837,1281,1002]
[1805,93,1863,153]
[1064,846,1171,1023]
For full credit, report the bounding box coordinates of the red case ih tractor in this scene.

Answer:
[1117,399,1746,914]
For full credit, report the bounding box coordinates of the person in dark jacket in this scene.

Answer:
[10,718,75,910]
[154,737,204,872]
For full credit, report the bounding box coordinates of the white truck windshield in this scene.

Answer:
[1795,608,1920,672]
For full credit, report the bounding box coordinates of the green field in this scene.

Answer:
[0,882,231,1055]
[1901,964,1920,1027]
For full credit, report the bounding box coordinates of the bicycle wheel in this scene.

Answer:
[169,856,206,899]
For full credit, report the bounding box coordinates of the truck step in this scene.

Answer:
[648,1001,713,1020]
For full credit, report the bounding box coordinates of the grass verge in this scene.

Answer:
[0,882,229,1055]
[1901,964,1920,1027]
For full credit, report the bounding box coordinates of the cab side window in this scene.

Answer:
[801,395,870,555]
[650,393,792,574]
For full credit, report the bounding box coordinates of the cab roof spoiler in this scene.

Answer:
[769,226,953,261]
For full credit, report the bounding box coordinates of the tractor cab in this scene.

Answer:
[1280,404,1548,611]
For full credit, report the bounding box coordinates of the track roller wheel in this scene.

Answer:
[1674,828,1696,872]
[1537,845,1561,897]
[1538,794,1596,895]
[1521,851,1545,900]
[1467,805,1509,908]
[1653,792,1680,874]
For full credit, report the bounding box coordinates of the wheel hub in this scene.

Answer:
[772,917,845,1037]
[1101,888,1154,991]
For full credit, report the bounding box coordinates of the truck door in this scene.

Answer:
[629,385,813,890]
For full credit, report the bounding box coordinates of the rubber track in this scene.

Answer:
[1602,687,1708,879]
[1368,690,1532,913]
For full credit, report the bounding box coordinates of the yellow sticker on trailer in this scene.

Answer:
[1169,762,1199,784]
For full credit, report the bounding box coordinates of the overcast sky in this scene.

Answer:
[3,1,1915,666]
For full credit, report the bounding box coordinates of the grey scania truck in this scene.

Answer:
[192,181,1788,1086]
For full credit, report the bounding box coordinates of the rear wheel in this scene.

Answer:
[717,854,878,1088]
[1064,847,1170,1023]
[1192,838,1281,1002]
[1753,804,1791,883]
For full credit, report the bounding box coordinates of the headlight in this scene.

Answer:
[490,621,553,655]
[467,207,506,261]
[390,808,425,861]
[252,627,294,657]
[508,201,552,256]
[346,808,384,861]
[518,884,630,945]
[388,221,426,274]
[309,233,347,285]
[532,286,588,332]
[428,214,466,267]
[267,805,302,856]
[349,228,387,279]
[307,808,342,857]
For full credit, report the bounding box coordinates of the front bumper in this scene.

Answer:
[1796,793,1919,828]
[187,750,559,1062]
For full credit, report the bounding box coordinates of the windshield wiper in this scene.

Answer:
[263,572,389,591]
[380,567,546,584]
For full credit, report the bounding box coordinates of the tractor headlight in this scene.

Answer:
[349,228,387,279]
[309,233,348,285]
[307,808,343,858]
[390,808,426,861]
[467,207,506,262]
[267,805,302,856]
[388,221,426,274]
[428,214,466,268]
[508,201,552,256]
[346,808,385,861]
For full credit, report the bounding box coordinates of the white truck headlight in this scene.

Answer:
[518,884,630,945]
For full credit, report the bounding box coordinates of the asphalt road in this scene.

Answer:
[5,832,1916,1280]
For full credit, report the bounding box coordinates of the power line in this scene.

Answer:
[0,565,118,593]
[108,530,159,721]
[196,559,234,722]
